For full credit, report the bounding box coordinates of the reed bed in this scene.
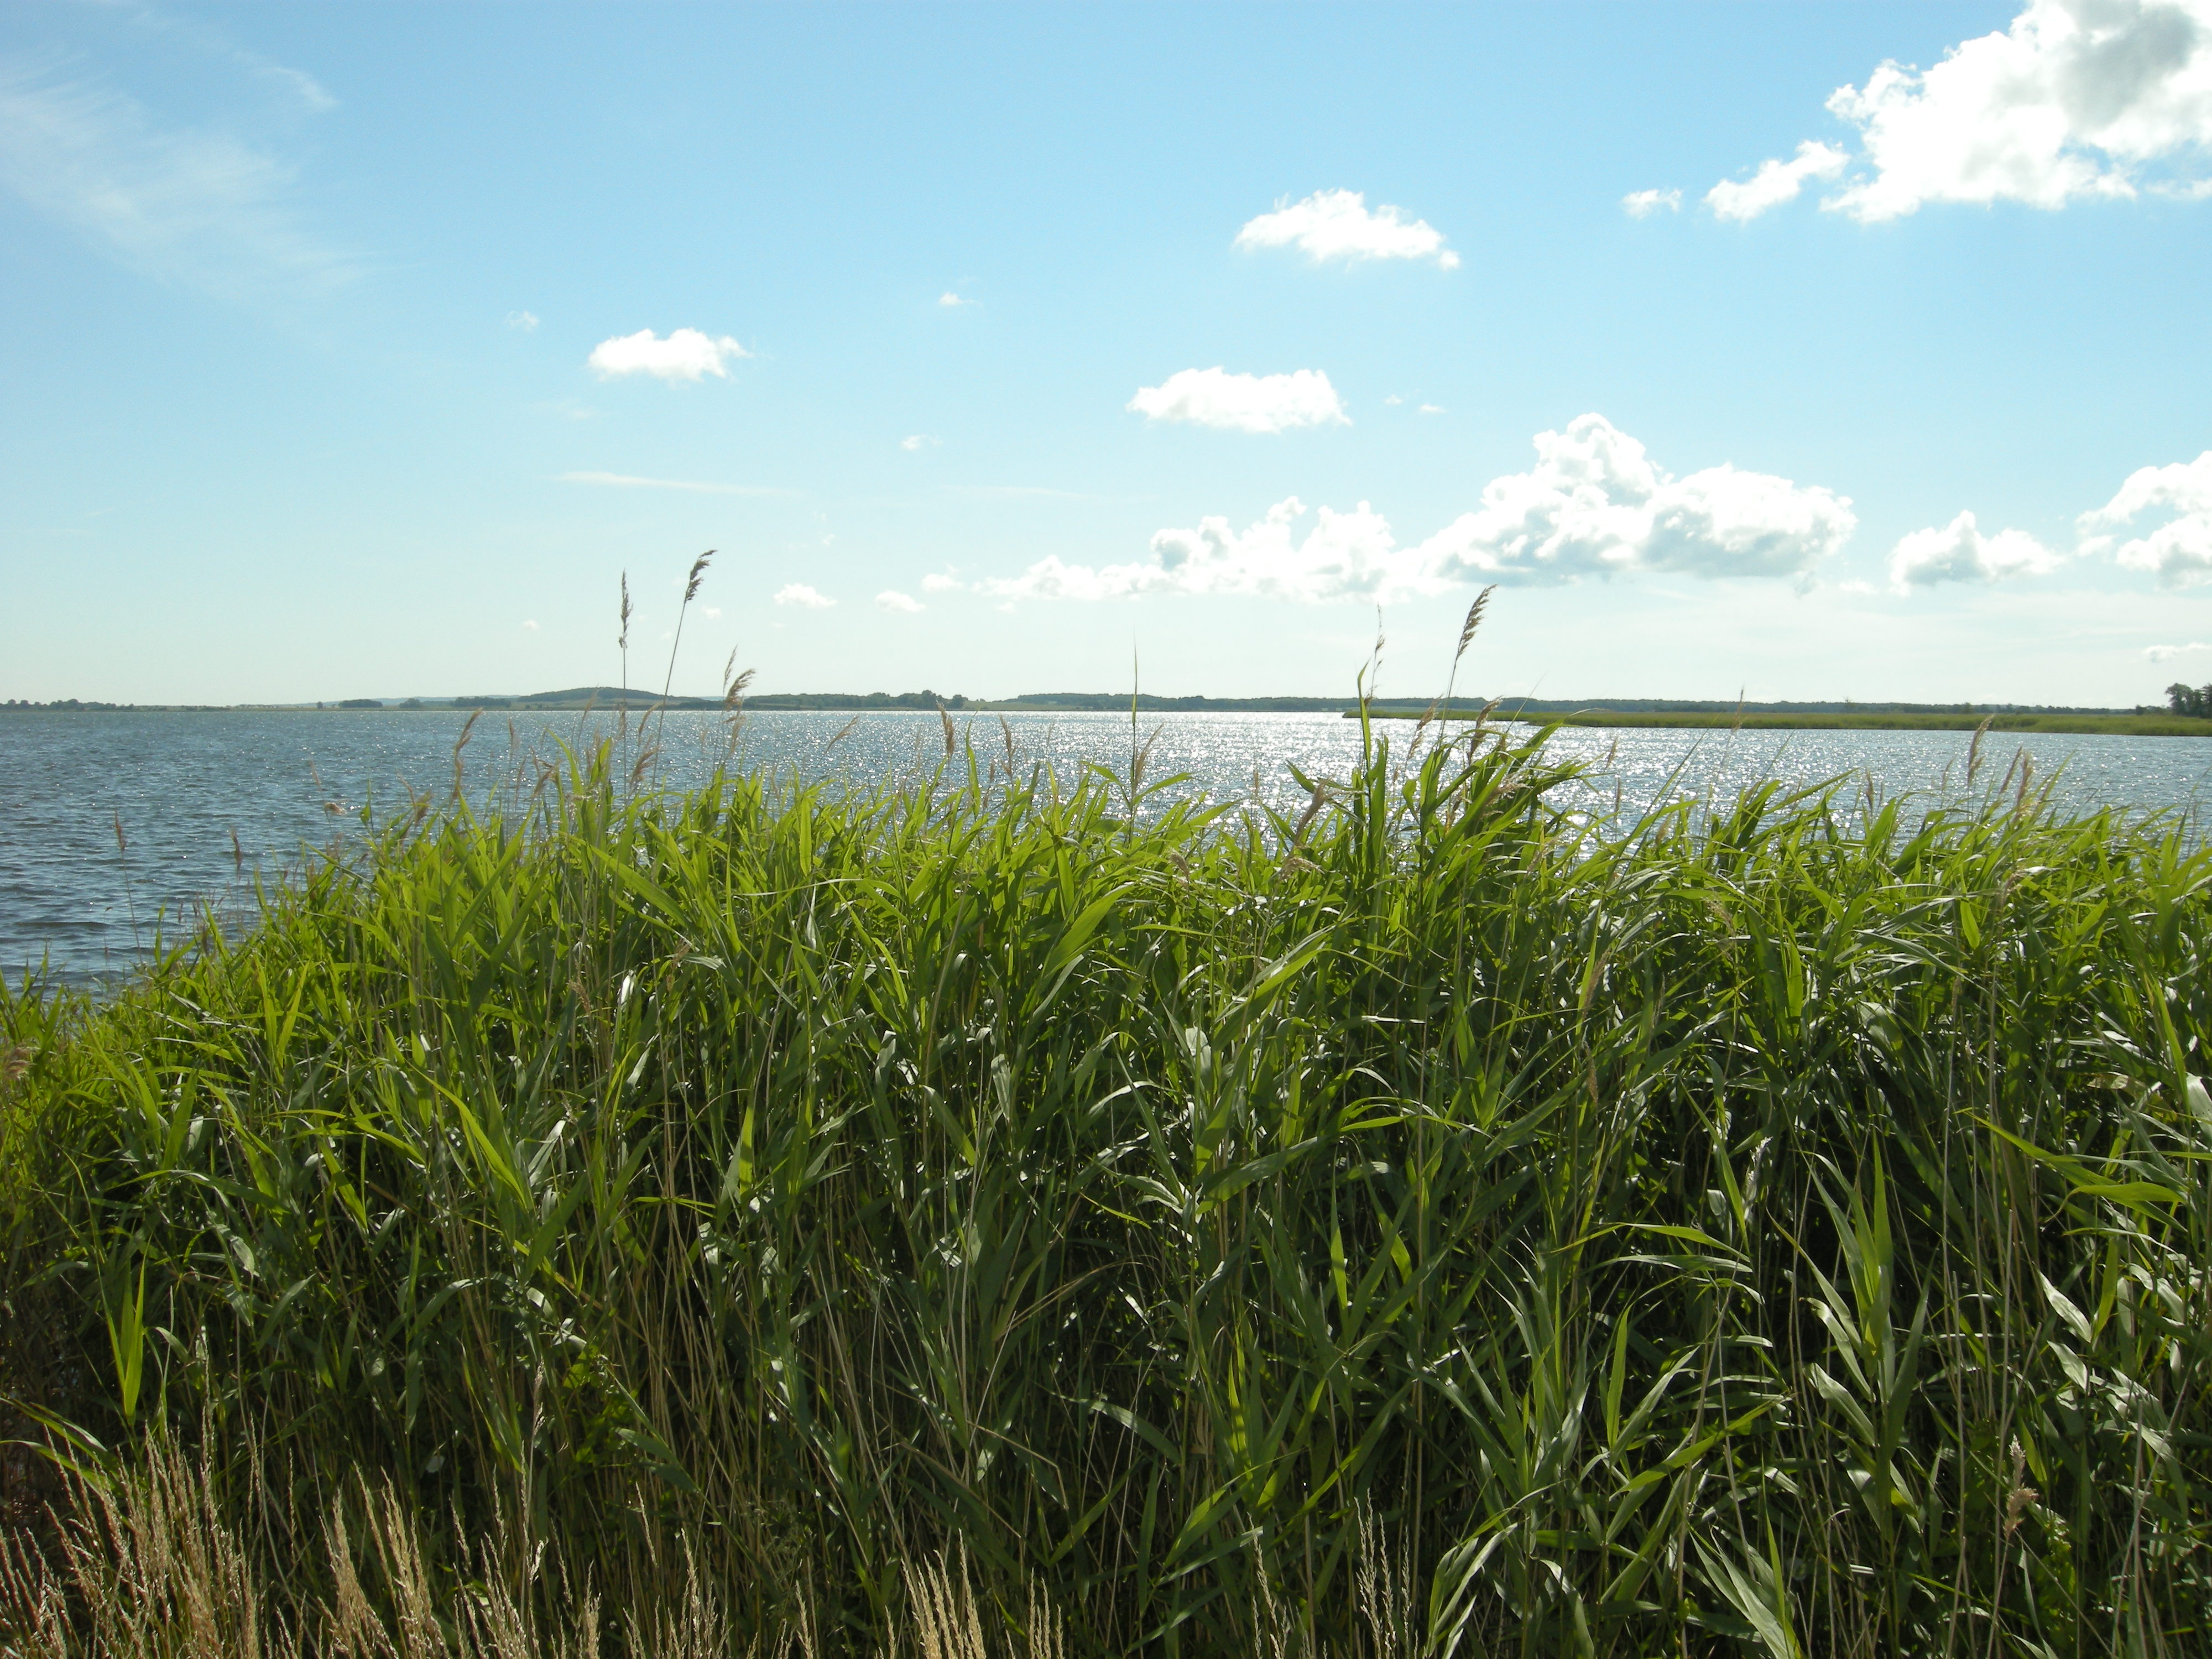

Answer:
[3,718,2210,1656]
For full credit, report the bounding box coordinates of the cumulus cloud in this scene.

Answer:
[506,310,539,332]
[2080,449,2212,586]
[1622,187,1683,217]
[1721,0,2212,222]
[921,571,963,592]
[979,414,1855,603]
[2146,639,2212,659]
[877,590,924,613]
[587,328,748,382]
[1707,142,1851,221]
[938,291,966,306]
[774,584,834,608]
[982,500,1418,604]
[1416,416,1855,586]
[1128,367,1348,433]
[1235,189,1460,268]
[1888,510,2062,590]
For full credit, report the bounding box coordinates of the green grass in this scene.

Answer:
[1361,707,2212,737]
[4,722,2212,1655]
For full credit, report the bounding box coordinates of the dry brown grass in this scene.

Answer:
[0,1440,1116,1659]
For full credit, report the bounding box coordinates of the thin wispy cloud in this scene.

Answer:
[1622,187,1682,218]
[980,414,1854,603]
[1716,0,2212,222]
[587,328,749,382]
[946,484,1103,500]
[1128,367,1348,433]
[507,310,539,332]
[251,61,336,113]
[556,471,794,497]
[0,58,356,297]
[876,589,924,613]
[1237,189,1460,269]
[2145,640,2212,661]
[921,571,964,592]
[900,435,937,451]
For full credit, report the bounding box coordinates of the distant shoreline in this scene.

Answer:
[7,690,2208,737]
[0,690,2177,721]
[1367,707,2212,737]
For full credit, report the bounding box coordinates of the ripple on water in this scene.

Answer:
[4,711,2208,986]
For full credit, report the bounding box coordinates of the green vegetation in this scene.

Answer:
[1366,705,2212,737]
[2169,682,2212,719]
[4,723,2212,1655]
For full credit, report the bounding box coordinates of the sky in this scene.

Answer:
[5,1,2212,707]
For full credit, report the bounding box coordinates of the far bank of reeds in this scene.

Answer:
[3,717,2210,1656]
[1366,706,2212,738]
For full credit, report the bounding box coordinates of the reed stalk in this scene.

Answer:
[4,722,2210,1655]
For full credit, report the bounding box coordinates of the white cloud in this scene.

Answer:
[877,590,924,613]
[980,500,1423,604]
[521,619,539,632]
[1622,187,1683,217]
[1723,0,2212,223]
[939,291,966,306]
[2146,639,2212,660]
[702,606,722,620]
[1888,510,2062,589]
[1416,415,1856,586]
[980,414,1855,603]
[1383,394,1404,406]
[557,471,791,497]
[921,571,963,592]
[900,435,937,451]
[587,328,748,382]
[1235,189,1460,268]
[774,584,834,609]
[1420,403,1447,415]
[2080,449,2212,586]
[1128,367,1348,434]
[0,64,354,296]
[507,310,539,332]
[1707,141,1851,222]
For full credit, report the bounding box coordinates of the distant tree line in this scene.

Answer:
[2168,682,2212,718]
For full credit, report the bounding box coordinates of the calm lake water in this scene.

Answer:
[6,709,2211,987]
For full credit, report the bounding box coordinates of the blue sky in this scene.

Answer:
[5,1,2212,706]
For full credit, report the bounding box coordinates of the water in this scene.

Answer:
[5,709,2211,988]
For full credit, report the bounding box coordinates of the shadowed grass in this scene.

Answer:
[3,718,2211,1655]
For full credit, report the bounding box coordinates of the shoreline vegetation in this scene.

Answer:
[4,714,2211,1655]
[1372,705,2212,737]
[7,687,2211,738]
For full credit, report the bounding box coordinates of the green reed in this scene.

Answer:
[3,717,2210,1657]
